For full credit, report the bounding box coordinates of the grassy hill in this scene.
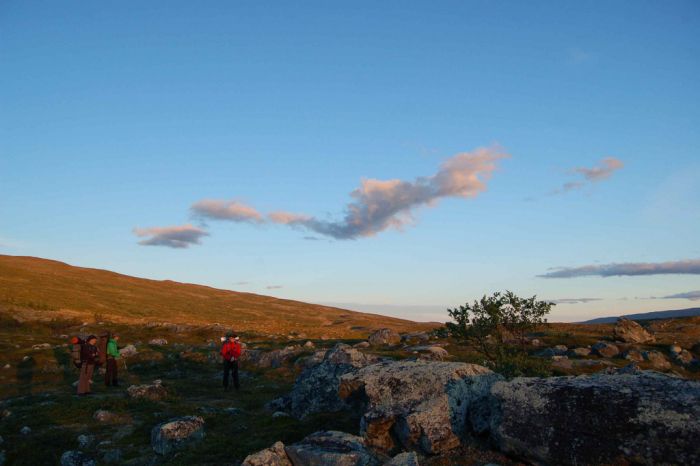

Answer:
[0,255,437,338]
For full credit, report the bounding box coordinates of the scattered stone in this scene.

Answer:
[672,349,695,366]
[529,338,542,347]
[623,349,644,362]
[642,350,671,370]
[32,343,52,350]
[488,372,700,465]
[151,416,205,455]
[119,344,138,357]
[148,338,168,346]
[304,341,315,349]
[77,434,94,449]
[402,332,430,344]
[272,411,290,419]
[368,328,401,346]
[284,431,380,466]
[613,317,655,343]
[551,356,572,370]
[569,347,591,357]
[127,380,168,401]
[249,345,305,369]
[408,346,449,361]
[60,451,95,466]
[669,344,682,355]
[2,364,9,370]
[93,410,122,423]
[20,426,31,435]
[592,341,620,358]
[353,341,370,349]
[242,441,292,466]
[339,359,497,455]
[295,350,327,370]
[537,345,568,357]
[384,451,420,466]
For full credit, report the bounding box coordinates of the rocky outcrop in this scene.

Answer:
[669,345,695,366]
[247,345,305,368]
[407,346,449,361]
[275,344,380,419]
[487,372,700,465]
[591,341,620,358]
[339,360,496,455]
[242,441,293,466]
[151,416,205,455]
[284,431,380,466]
[368,329,401,346]
[642,350,671,370]
[613,317,655,343]
[127,380,168,401]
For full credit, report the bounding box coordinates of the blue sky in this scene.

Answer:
[2,1,699,322]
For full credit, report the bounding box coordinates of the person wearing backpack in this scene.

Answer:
[105,334,120,387]
[77,335,100,396]
[220,332,242,391]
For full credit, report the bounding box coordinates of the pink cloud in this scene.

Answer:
[191,199,263,223]
[133,224,209,248]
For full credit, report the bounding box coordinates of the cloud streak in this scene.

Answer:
[539,259,700,278]
[195,146,506,240]
[191,199,263,223]
[553,157,624,194]
[656,290,700,301]
[549,298,602,304]
[133,224,209,249]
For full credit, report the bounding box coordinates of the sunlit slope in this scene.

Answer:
[0,255,437,338]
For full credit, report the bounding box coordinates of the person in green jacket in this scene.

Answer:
[105,334,120,387]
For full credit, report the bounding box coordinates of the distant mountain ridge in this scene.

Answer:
[0,255,437,338]
[582,307,700,324]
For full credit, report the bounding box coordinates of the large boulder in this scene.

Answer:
[613,318,655,343]
[368,329,401,346]
[249,346,305,368]
[284,344,379,419]
[118,344,137,358]
[151,416,205,455]
[487,372,700,465]
[339,360,497,455]
[242,441,293,466]
[284,431,380,466]
[127,380,168,401]
[642,350,671,370]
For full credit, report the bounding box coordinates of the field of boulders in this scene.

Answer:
[0,314,699,465]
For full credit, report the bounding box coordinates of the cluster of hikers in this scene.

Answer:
[71,330,243,396]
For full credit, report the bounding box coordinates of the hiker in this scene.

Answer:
[220,332,242,391]
[105,333,120,387]
[78,335,100,396]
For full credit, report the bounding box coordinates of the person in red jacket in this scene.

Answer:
[220,331,242,391]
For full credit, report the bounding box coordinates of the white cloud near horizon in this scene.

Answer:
[539,258,700,278]
[549,298,602,304]
[192,146,508,240]
[133,224,209,249]
[655,290,700,301]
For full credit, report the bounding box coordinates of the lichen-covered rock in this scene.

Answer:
[60,451,95,466]
[384,451,420,466]
[368,329,401,346]
[284,431,380,466]
[249,345,305,368]
[642,350,671,370]
[538,345,568,358]
[119,344,137,357]
[151,416,205,455]
[592,341,620,358]
[487,372,700,465]
[623,349,644,362]
[148,338,168,346]
[354,341,370,349]
[127,380,168,401]
[285,344,379,419]
[613,317,655,343]
[242,441,293,466]
[671,349,695,366]
[339,359,497,455]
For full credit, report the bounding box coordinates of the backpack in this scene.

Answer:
[70,336,85,368]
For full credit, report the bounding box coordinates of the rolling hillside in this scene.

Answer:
[0,255,437,338]
[582,307,700,324]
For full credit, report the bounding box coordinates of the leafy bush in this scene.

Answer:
[446,291,553,377]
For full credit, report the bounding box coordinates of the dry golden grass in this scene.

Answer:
[0,255,438,338]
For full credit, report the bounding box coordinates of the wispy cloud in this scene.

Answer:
[233,281,250,286]
[266,146,508,239]
[552,157,624,194]
[549,298,602,304]
[266,285,283,290]
[133,224,209,249]
[191,199,263,223]
[654,290,700,301]
[539,258,700,278]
